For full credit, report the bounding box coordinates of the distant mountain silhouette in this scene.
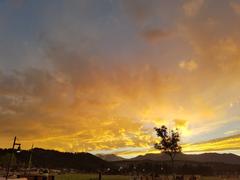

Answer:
[96,154,125,161]
[0,148,112,171]
[1,147,240,175]
[130,152,240,165]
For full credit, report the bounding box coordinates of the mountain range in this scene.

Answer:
[1,147,240,173]
[96,154,125,161]
[0,148,111,171]
[99,152,240,165]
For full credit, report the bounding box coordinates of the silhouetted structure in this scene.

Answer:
[5,136,21,180]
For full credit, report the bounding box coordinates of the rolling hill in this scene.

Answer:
[96,154,125,161]
[0,148,112,171]
[130,152,240,165]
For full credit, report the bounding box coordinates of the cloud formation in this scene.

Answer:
[179,59,198,71]
[142,29,171,44]
[116,133,240,157]
[182,0,204,17]
[183,134,240,152]
[0,0,240,157]
[230,1,240,15]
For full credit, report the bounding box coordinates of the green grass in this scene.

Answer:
[56,173,129,180]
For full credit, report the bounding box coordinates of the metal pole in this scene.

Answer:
[6,136,16,180]
[27,144,34,177]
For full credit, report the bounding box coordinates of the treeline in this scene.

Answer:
[113,160,240,176]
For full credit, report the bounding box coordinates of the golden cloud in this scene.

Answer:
[183,134,240,152]
[179,59,198,71]
[1,0,240,156]
[116,134,240,157]
[174,119,188,129]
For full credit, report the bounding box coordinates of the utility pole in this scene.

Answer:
[6,136,21,180]
[27,144,34,177]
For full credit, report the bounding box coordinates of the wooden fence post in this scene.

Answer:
[98,172,102,180]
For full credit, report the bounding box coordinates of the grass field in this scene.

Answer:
[56,174,234,180]
[56,174,129,180]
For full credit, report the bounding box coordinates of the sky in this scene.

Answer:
[0,0,240,158]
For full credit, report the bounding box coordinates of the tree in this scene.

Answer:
[154,125,181,179]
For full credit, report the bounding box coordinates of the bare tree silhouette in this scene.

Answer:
[154,125,181,179]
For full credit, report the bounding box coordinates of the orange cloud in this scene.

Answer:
[182,0,204,17]
[230,2,240,15]
[1,0,240,157]
[179,59,198,71]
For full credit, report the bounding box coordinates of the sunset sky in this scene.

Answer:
[0,0,240,158]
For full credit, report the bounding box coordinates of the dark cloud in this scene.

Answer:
[122,0,157,23]
[141,28,171,43]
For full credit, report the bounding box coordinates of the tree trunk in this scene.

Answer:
[171,156,175,180]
